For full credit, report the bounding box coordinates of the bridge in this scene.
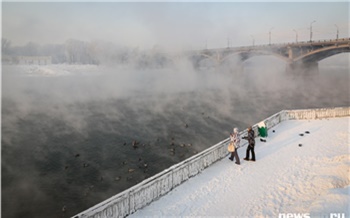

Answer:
[181,38,350,73]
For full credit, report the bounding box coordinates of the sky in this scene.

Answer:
[1,1,349,51]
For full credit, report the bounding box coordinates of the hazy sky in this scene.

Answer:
[2,1,349,50]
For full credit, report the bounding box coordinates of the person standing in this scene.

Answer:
[243,126,256,161]
[229,127,240,165]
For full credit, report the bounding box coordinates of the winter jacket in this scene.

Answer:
[258,121,268,138]
[245,129,255,147]
[230,132,241,148]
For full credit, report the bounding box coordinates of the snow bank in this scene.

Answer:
[8,64,101,77]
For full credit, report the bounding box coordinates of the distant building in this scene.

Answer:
[16,56,52,65]
[1,55,13,64]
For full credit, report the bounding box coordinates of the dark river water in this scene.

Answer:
[2,55,349,218]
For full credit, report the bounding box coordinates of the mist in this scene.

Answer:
[3,2,349,49]
[2,1,350,217]
[2,46,350,218]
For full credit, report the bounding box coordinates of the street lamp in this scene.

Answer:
[309,20,316,42]
[335,24,339,40]
[269,27,274,45]
[250,35,255,46]
[293,29,298,43]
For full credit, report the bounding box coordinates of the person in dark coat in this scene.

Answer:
[243,126,256,161]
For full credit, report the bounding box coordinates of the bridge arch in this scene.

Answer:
[222,49,290,63]
[293,44,350,63]
[195,49,290,64]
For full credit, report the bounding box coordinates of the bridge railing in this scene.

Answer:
[73,106,350,218]
[196,38,350,52]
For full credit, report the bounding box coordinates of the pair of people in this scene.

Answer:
[229,126,256,164]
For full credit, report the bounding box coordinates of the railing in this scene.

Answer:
[73,106,350,218]
[190,38,350,53]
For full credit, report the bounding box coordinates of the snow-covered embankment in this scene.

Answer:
[75,107,350,218]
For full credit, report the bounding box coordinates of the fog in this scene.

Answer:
[2,49,349,218]
[2,1,349,217]
[3,2,349,49]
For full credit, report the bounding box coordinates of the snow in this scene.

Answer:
[6,64,101,77]
[258,121,266,127]
[130,117,350,217]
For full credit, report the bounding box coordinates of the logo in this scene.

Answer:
[330,213,345,218]
[278,213,310,218]
[279,213,346,218]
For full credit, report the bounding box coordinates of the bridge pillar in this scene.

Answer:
[286,61,319,75]
[288,46,293,59]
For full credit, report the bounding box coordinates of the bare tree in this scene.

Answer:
[2,38,11,55]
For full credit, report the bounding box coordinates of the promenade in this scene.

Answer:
[130,117,349,217]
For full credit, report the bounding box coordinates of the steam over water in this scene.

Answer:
[2,54,349,218]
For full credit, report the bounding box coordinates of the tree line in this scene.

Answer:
[2,38,170,67]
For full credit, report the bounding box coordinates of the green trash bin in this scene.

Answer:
[258,121,267,142]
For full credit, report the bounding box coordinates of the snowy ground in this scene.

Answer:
[7,64,101,76]
[130,117,350,217]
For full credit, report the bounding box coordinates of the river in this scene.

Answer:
[2,54,349,218]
